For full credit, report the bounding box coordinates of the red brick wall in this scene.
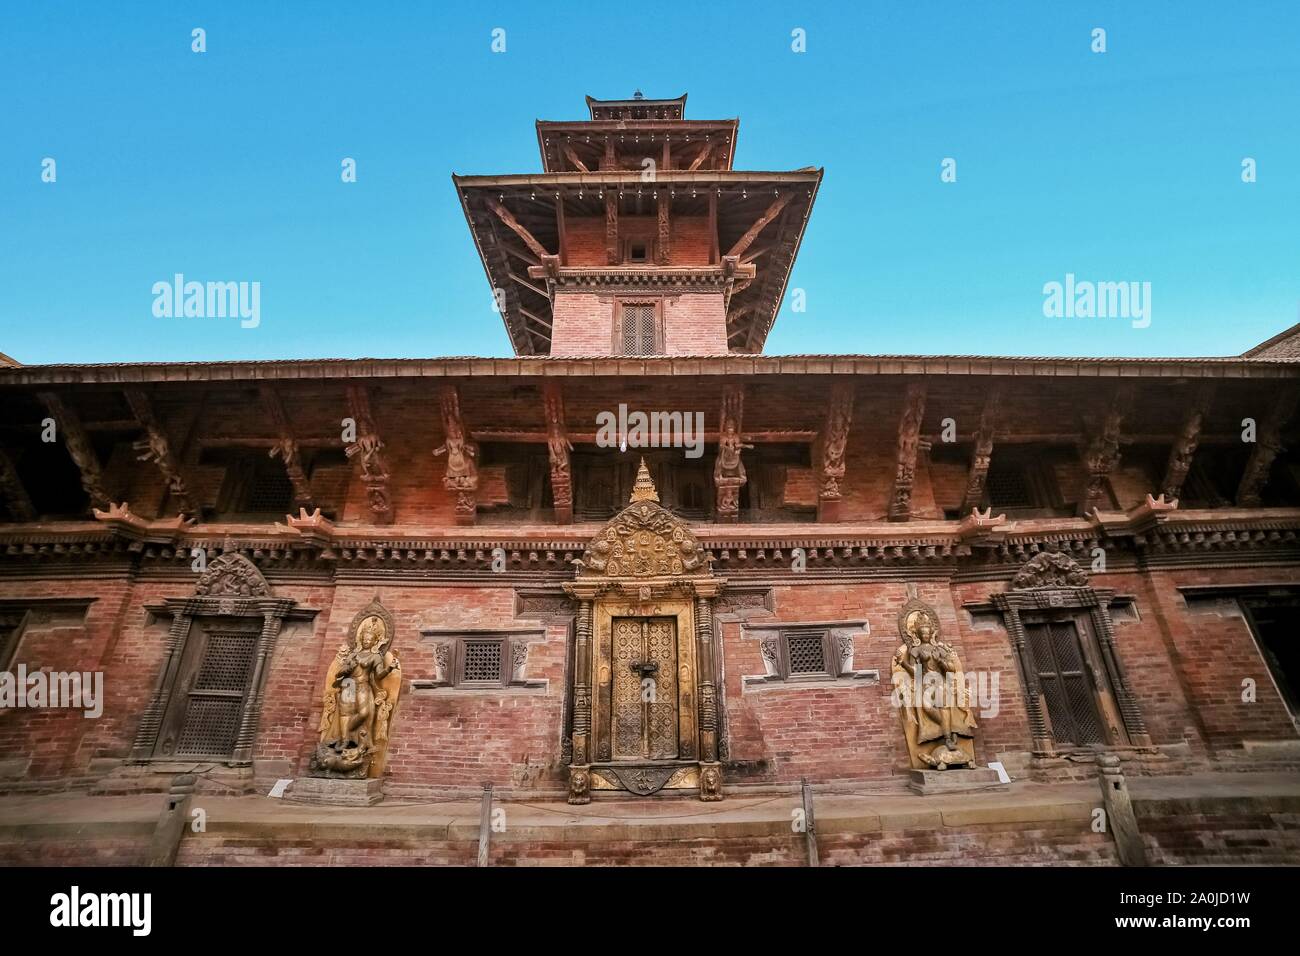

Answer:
[550,292,727,356]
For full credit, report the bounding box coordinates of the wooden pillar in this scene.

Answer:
[230,608,285,765]
[130,608,192,761]
[569,593,594,767]
[888,382,926,521]
[694,588,720,762]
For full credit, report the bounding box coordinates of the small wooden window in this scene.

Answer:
[623,239,654,264]
[777,629,836,680]
[453,636,510,687]
[614,300,661,356]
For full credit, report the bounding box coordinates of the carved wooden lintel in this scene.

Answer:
[1080,384,1136,515]
[36,391,110,510]
[1237,385,1300,507]
[959,385,1002,514]
[817,382,855,522]
[434,384,478,526]
[0,447,36,521]
[543,381,573,524]
[888,383,927,521]
[259,387,314,512]
[344,384,393,525]
[713,385,749,522]
[1162,383,1215,500]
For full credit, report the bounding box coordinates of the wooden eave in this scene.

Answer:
[454,170,823,355]
[535,119,740,172]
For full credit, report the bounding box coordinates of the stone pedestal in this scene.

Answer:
[287,776,384,806]
[908,767,1007,796]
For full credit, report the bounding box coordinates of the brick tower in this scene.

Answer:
[455,92,822,355]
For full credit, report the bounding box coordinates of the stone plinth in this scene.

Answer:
[287,776,384,806]
[908,767,1007,796]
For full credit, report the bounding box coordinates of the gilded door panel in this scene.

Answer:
[645,618,678,759]
[612,618,643,759]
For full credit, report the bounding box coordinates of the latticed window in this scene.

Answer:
[245,464,293,514]
[462,640,503,684]
[776,629,835,680]
[174,625,259,759]
[986,458,1034,509]
[619,302,658,356]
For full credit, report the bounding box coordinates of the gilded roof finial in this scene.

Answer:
[629,457,660,503]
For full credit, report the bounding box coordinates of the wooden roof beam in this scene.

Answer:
[486,197,551,261]
[726,192,793,260]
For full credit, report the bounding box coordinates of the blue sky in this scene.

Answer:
[2,1,1297,364]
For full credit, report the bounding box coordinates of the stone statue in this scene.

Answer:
[312,599,402,779]
[890,600,976,770]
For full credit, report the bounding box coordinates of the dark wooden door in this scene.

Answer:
[1024,619,1105,745]
[154,618,260,759]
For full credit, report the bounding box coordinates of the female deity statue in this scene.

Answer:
[890,603,976,770]
[312,603,402,779]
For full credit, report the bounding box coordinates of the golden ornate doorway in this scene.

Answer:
[563,459,725,803]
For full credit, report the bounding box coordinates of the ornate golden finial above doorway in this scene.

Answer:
[629,457,660,503]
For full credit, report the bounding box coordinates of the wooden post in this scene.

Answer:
[477,783,494,867]
[801,777,819,867]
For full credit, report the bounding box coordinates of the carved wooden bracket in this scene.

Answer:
[1079,384,1136,516]
[344,384,393,525]
[713,385,749,523]
[960,385,1002,514]
[434,384,478,526]
[726,192,792,259]
[543,381,573,524]
[123,388,196,517]
[0,447,36,521]
[817,381,855,522]
[37,391,110,510]
[1236,385,1300,507]
[1161,383,1214,500]
[260,387,314,512]
[888,382,927,521]
[656,191,671,265]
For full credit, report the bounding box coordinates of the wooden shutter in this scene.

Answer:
[1024,620,1104,745]
[619,303,658,355]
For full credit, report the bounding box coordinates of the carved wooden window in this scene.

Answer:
[1023,618,1105,745]
[461,638,505,685]
[982,448,1071,516]
[614,300,661,356]
[776,629,837,681]
[418,634,538,690]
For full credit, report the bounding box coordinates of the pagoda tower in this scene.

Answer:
[455,92,822,356]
